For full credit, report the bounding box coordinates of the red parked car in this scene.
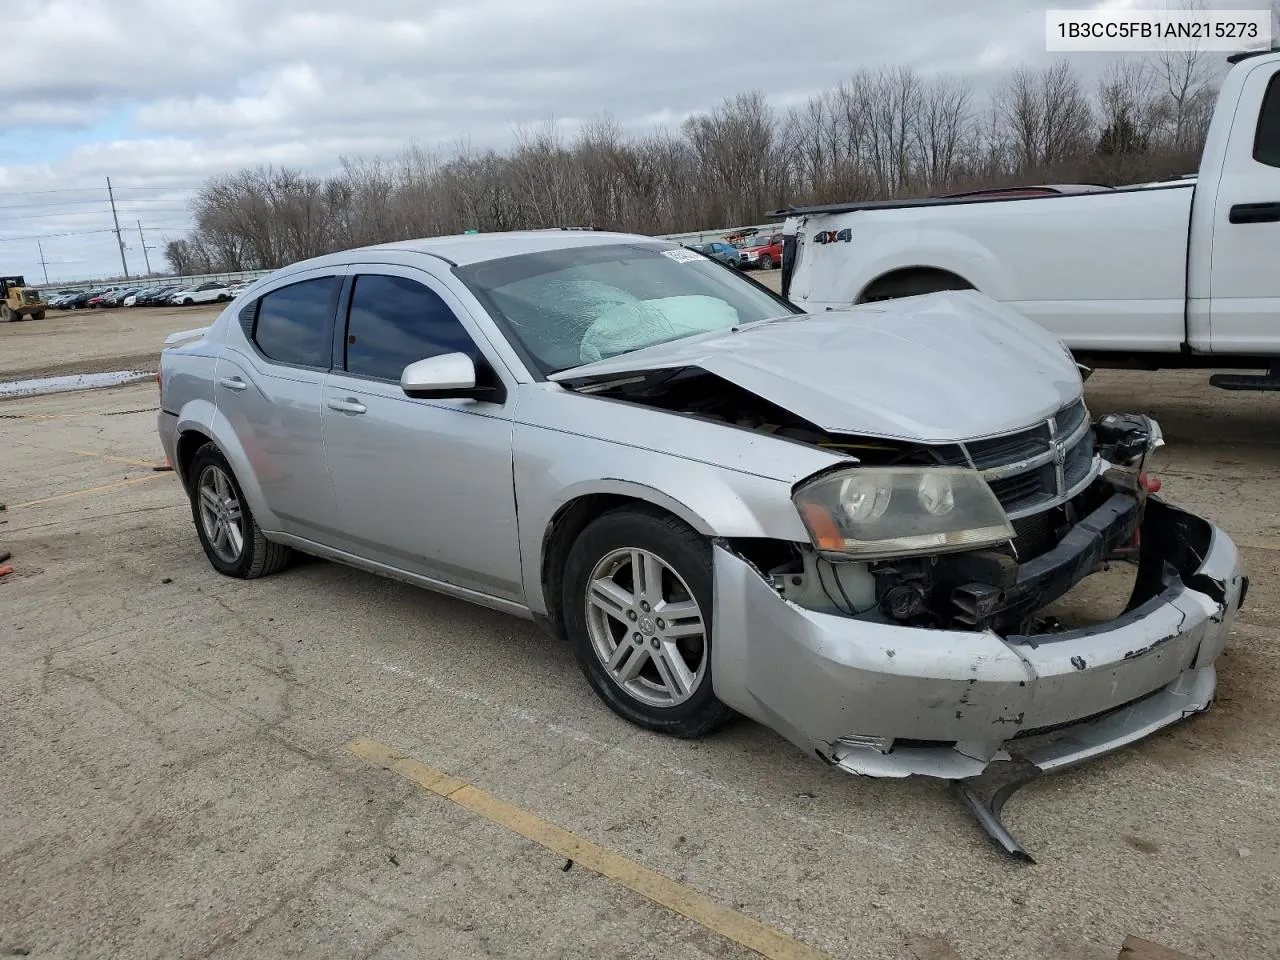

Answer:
[737,231,783,270]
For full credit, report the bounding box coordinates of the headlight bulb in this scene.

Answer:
[838,474,892,522]
[916,472,955,516]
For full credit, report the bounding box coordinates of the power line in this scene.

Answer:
[0,183,203,198]
[0,208,193,221]
[0,197,194,211]
[0,228,118,243]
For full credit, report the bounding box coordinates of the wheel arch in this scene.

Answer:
[537,485,711,641]
[857,266,974,303]
[173,404,280,533]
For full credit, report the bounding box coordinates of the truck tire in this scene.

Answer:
[759,254,774,269]
[860,268,972,303]
[29,311,44,321]
[0,305,13,322]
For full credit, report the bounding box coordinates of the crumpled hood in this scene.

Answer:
[552,290,1083,443]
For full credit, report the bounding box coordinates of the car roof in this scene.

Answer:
[296,229,674,270]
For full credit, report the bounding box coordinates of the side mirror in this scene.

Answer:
[400,352,481,399]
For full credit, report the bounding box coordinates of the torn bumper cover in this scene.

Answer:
[710,496,1246,781]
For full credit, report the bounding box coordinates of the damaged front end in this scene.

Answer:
[704,409,1246,861]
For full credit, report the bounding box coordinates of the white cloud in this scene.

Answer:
[1,0,1187,280]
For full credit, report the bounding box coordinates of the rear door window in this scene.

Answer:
[251,276,340,368]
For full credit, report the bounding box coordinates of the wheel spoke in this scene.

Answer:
[211,521,228,551]
[653,642,694,699]
[606,638,635,671]
[224,500,242,523]
[632,550,664,604]
[213,470,229,499]
[617,645,650,682]
[225,520,244,557]
[589,578,634,621]
[662,620,704,639]
[199,487,220,511]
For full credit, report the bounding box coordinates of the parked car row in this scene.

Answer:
[48,280,249,310]
[682,232,784,271]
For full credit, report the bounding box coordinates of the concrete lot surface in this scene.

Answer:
[1,303,1277,959]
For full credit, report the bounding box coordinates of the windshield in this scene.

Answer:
[456,242,797,375]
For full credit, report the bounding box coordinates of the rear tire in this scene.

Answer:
[563,505,733,738]
[188,442,292,579]
[0,305,13,322]
[759,254,774,269]
[860,269,972,303]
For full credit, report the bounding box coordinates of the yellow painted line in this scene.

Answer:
[347,737,833,960]
[8,473,171,509]
[67,449,160,468]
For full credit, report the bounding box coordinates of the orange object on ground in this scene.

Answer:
[0,565,14,578]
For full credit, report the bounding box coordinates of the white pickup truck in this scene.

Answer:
[775,49,1280,390]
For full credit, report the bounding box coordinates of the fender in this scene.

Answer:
[174,398,283,535]
[793,218,1019,307]
[848,230,1016,304]
[513,420,830,617]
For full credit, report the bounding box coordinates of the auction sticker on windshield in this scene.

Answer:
[661,248,706,263]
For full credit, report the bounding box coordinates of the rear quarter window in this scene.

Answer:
[1254,71,1280,167]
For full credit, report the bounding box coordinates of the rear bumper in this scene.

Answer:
[710,496,1246,779]
[157,410,180,480]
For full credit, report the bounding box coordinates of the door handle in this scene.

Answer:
[1229,202,1280,224]
[327,397,367,414]
[217,376,247,391]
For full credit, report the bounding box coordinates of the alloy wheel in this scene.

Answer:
[197,465,245,563]
[584,547,708,707]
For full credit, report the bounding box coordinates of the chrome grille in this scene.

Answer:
[955,398,1097,519]
[966,426,1050,470]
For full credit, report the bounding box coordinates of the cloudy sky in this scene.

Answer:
[0,0,1269,283]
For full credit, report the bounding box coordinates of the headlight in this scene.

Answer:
[793,466,1014,560]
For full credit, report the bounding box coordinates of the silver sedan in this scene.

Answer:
[157,231,1245,852]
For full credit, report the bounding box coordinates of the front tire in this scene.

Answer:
[563,506,733,738]
[188,443,291,579]
[29,311,44,321]
[759,254,774,269]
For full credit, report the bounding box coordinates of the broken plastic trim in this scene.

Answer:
[952,761,1043,863]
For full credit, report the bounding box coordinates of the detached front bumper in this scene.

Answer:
[710,496,1246,780]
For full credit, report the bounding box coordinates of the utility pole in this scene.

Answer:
[136,220,154,275]
[37,239,49,285]
[106,176,130,279]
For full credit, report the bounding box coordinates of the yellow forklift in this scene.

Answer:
[0,275,47,322]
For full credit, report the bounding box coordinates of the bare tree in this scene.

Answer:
[1151,0,1217,152]
[168,51,1232,274]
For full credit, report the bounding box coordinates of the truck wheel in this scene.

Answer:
[759,254,774,269]
[860,268,972,303]
[563,505,734,738]
[29,311,44,321]
[0,305,13,322]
